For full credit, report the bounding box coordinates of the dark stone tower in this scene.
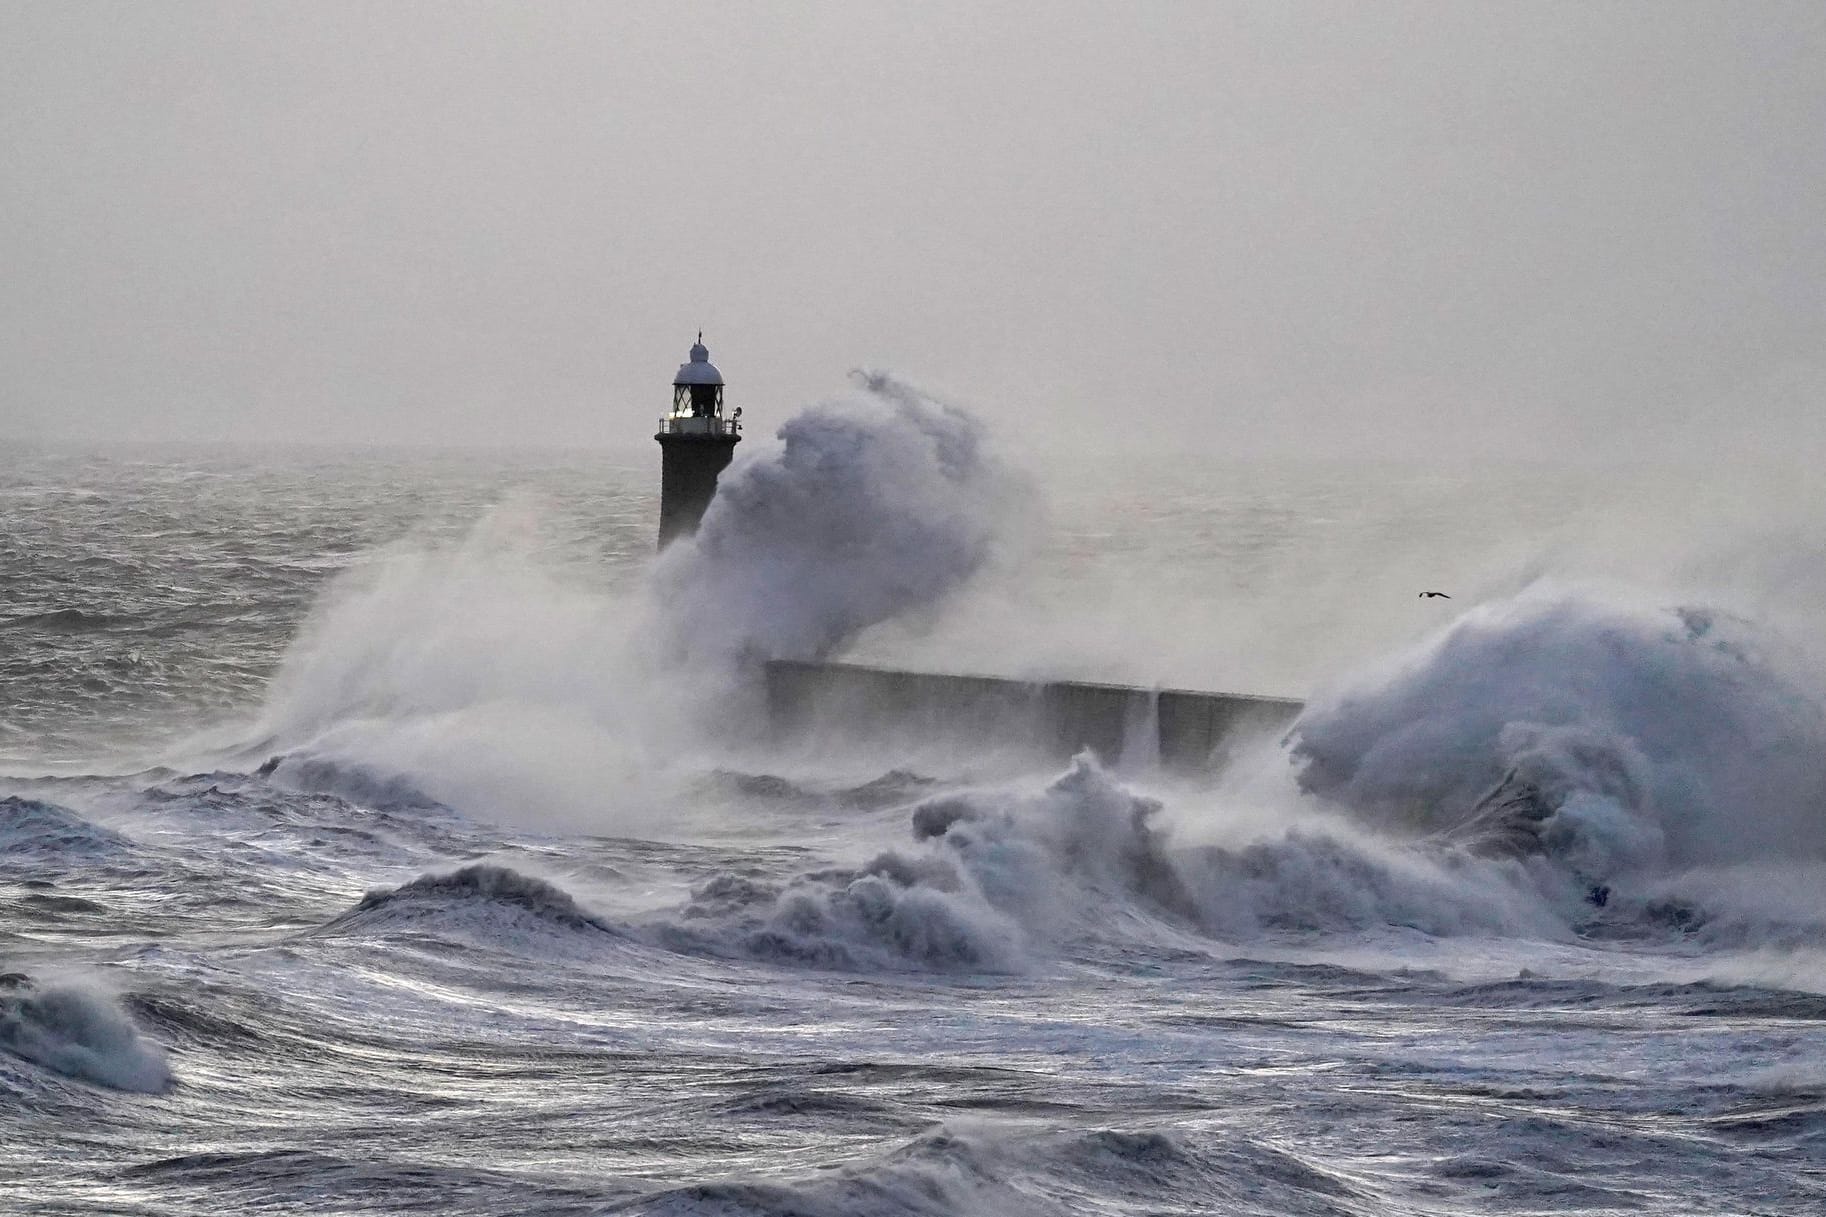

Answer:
[655,333,741,547]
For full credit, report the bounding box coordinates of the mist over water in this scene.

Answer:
[3,401,1824,1214]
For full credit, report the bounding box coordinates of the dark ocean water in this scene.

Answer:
[3,423,1823,1215]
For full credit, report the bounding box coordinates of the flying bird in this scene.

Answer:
[1419,591,1452,599]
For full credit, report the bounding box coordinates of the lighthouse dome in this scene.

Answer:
[674,338,723,386]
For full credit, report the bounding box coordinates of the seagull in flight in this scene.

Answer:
[1418,591,1452,599]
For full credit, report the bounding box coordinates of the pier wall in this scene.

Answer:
[762,659,1303,770]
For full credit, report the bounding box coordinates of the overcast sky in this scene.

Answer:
[2,1,1822,460]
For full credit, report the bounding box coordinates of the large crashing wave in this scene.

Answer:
[657,756,1563,971]
[0,975,174,1094]
[647,372,1033,666]
[657,757,1205,972]
[247,375,1029,826]
[1289,587,1826,877]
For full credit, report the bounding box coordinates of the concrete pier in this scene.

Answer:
[763,659,1303,770]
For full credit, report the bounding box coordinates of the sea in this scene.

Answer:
[3,381,1824,1215]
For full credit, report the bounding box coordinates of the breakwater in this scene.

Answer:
[763,659,1303,770]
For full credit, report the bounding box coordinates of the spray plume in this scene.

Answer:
[1289,585,1826,874]
[646,371,1034,668]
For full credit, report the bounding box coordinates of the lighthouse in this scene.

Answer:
[654,333,742,547]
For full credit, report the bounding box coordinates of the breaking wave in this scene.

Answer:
[0,974,174,1094]
[650,756,1567,973]
[649,756,1199,973]
[660,855,1026,973]
[244,376,1029,829]
[1289,587,1826,879]
[653,725,1826,971]
[257,753,450,813]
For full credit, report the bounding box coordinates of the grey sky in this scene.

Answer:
[2,1,1822,460]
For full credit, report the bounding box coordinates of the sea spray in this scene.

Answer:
[1288,585,1826,873]
[647,371,1035,668]
[248,376,1032,826]
[258,500,629,740]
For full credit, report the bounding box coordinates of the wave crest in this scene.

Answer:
[0,796,133,859]
[323,864,618,944]
[0,608,134,633]
[630,1122,1355,1216]
[0,975,174,1093]
[664,854,1023,973]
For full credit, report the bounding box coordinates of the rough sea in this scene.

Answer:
[4,380,1824,1215]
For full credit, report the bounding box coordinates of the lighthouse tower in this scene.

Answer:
[654,333,742,547]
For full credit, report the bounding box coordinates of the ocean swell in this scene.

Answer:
[320,864,621,947]
[629,1122,1357,1217]
[0,796,134,861]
